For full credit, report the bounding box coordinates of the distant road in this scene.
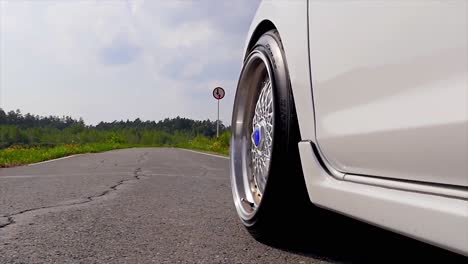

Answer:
[0,148,464,263]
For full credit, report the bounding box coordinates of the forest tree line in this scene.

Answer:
[0,108,230,149]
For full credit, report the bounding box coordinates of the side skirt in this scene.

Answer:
[298,140,468,256]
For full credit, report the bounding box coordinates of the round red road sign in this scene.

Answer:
[213,87,225,100]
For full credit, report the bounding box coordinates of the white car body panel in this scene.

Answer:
[308,0,468,187]
[243,0,468,256]
[298,141,468,256]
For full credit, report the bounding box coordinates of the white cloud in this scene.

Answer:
[160,20,216,49]
[180,62,204,79]
[0,0,260,125]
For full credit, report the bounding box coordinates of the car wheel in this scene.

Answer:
[230,30,311,241]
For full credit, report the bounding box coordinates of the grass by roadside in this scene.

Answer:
[0,143,130,167]
[0,139,229,168]
[175,135,230,156]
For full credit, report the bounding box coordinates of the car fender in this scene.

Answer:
[242,0,316,142]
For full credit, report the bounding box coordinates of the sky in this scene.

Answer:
[0,0,260,125]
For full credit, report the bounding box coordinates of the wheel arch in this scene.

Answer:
[240,0,318,208]
[243,0,316,142]
[244,20,277,59]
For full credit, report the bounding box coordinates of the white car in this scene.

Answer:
[230,0,467,256]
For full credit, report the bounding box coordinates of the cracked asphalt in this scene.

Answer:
[0,148,465,263]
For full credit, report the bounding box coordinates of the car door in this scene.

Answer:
[308,0,467,186]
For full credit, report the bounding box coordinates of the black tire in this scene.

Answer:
[231,30,312,242]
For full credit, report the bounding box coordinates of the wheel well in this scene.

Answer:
[244,20,300,142]
[245,20,276,59]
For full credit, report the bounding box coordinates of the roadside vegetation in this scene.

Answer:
[0,109,230,167]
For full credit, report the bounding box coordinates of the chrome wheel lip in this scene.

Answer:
[231,50,275,221]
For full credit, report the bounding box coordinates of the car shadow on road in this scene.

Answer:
[262,206,466,263]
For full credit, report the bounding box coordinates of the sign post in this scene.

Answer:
[212,87,225,138]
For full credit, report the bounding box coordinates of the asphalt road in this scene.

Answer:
[0,148,465,263]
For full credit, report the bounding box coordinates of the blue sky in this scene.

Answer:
[0,0,260,125]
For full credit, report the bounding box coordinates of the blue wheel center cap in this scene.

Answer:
[254,128,261,147]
